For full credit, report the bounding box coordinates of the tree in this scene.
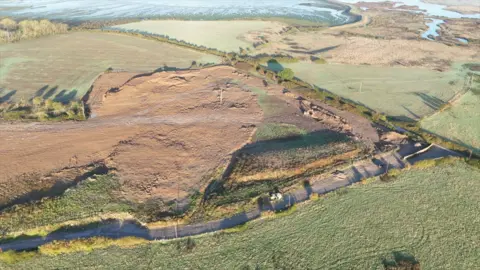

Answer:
[0,18,17,42]
[278,68,295,81]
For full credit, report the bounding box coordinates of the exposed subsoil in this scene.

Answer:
[0,66,266,205]
[0,65,382,208]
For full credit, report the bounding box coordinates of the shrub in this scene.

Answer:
[278,68,295,81]
[0,98,85,121]
[0,18,68,43]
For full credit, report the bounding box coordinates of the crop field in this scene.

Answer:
[280,62,470,120]
[111,20,286,52]
[0,32,220,102]
[4,160,479,269]
[421,78,480,154]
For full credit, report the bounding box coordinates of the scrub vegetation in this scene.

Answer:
[2,160,479,269]
[0,97,86,121]
[0,18,68,43]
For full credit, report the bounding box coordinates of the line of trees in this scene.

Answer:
[0,18,68,43]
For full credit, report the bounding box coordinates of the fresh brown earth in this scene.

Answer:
[0,66,267,205]
[0,65,384,208]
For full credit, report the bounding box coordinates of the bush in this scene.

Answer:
[0,18,68,43]
[0,98,86,121]
[278,68,295,81]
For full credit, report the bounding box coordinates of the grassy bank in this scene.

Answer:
[0,174,132,237]
[2,160,479,269]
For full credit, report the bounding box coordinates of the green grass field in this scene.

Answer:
[112,20,285,53]
[5,160,478,269]
[253,123,307,141]
[280,62,469,120]
[421,78,480,154]
[0,31,220,102]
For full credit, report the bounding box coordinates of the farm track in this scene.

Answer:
[0,144,462,252]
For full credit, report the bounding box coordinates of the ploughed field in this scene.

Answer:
[111,20,287,53]
[4,160,479,269]
[0,31,221,103]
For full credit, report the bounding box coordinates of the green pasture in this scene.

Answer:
[279,62,470,120]
[253,123,307,141]
[0,32,220,102]
[421,77,480,154]
[112,20,284,52]
[3,160,479,269]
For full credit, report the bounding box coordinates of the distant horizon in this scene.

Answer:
[0,0,357,25]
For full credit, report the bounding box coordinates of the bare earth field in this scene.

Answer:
[0,32,221,102]
[0,66,268,205]
[0,63,384,212]
[112,20,287,52]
